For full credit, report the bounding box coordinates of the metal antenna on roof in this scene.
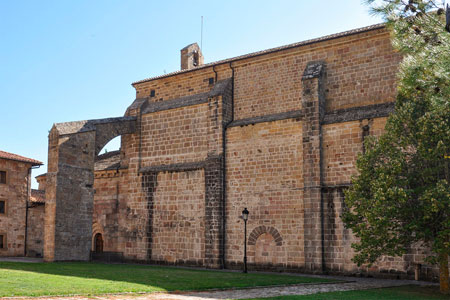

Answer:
[201,16,203,51]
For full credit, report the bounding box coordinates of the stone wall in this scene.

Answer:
[42,24,449,279]
[134,68,216,101]
[0,158,32,256]
[231,27,400,119]
[322,117,388,186]
[93,170,122,252]
[44,117,136,262]
[321,187,447,281]
[118,78,231,266]
[225,119,304,270]
[121,26,410,275]
[26,204,45,257]
[151,170,206,265]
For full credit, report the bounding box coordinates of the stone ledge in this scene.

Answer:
[228,110,303,127]
[139,161,206,173]
[322,102,394,125]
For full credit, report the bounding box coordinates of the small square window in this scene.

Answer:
[0,171,6,184]
[150,90,156,97]
[0,201,5,214]
[208,77,214,85]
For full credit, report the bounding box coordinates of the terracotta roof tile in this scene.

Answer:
[0,150,43,166]
[30,189,45,203]
[95,150,121,171]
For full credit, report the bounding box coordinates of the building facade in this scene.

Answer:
[0,150,42,257]
[33,24,449,280]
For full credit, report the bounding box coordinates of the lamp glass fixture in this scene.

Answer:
[242,208,249,221]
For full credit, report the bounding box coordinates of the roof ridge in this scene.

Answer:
[132,23,386,86]
[0,150,43,166]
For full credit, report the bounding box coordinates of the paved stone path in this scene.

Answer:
[1,276,435,300]
[0,257,43,263]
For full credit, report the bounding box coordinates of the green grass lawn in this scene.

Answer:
[0,261,335,297]
[248,285,450,300]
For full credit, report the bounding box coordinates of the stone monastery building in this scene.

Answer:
[0,150,42,257]
[4,23,448,280]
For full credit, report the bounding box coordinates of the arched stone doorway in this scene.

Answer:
[94,233,103,253]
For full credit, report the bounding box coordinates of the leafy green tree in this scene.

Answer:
[343,0,450,294]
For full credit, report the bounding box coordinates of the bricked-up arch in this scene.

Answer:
[248,226,283,246]
[44,116,136,262]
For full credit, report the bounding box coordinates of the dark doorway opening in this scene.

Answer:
[94,233,103,253]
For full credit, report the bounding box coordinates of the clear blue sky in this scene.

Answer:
[0,0,382,188]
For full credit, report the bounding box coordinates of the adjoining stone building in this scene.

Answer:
[0,150,42,257]
[24,23,450,280]
[19,153,124,259]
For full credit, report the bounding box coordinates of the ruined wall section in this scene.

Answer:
[47,130,96,261]
[44,117,136,262]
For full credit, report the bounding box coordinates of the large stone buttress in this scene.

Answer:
[301,62,326,272]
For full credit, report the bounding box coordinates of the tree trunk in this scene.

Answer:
[439,252,449,294]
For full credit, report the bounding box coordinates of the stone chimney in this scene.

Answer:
[36,173,47,191]
[180,43,204,70]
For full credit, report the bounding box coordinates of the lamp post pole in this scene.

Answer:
[242,208,249,273]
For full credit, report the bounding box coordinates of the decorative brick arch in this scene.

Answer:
[248,226,283,246]
[91,222,104,252]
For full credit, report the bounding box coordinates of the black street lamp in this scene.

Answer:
[242,207,249,273]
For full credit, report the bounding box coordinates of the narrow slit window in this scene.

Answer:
[0,235,4,249]
[193,51,199,66]
[0,171,6,184]
[362,125,370,153]
[0,201,5,214]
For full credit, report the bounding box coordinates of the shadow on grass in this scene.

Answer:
[0,261,337,297]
